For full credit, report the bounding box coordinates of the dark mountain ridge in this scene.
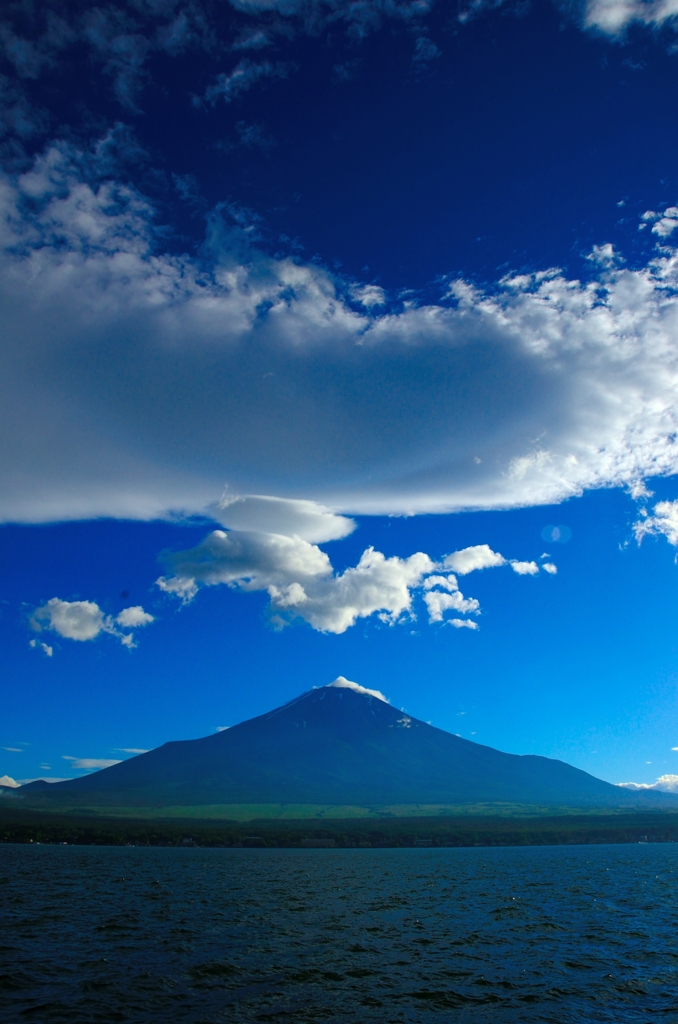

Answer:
[15,683,677,809]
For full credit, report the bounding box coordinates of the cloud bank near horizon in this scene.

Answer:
[618,773,678,792]
[1,145,678,527]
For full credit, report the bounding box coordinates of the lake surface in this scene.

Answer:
[1,844,677,1022]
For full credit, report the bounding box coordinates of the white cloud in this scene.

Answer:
[32,599,105,641]
[0,775,19,788]
[159,530,432,632]
[4,147,678,524]
[654,209,678,239]
[617,773,678,792]
[423,573,459,590]
[635,499,678,546]
[29,639,53,656]
[114,747,149,754]
[298,548,435,633]
[158,530,332,599]
[450,618,479,629]
[327,676,389,701]
[444,545,506,574]
[62,756,122,771]
[158,520,547,632]
[31,597,154,647]
[351,284,386,308]
[2,747,22,753]
[161,530,433,633]
[510,560,540,575]
[115,606,155,628]
[587,242,621,267]
[423,588,479,623]
[639,208,678,238]
[542,562,558,574]
[585,0,678,34]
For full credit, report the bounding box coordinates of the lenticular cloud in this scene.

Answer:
[2,145,678,524]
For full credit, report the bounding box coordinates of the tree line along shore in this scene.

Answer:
[1,808,678,848]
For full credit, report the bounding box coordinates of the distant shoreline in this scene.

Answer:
[2,806,678,849]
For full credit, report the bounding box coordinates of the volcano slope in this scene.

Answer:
[14,683,676,814]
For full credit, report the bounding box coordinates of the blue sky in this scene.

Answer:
[2,0,678,791]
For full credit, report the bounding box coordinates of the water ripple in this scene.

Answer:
[1,844,677,1022]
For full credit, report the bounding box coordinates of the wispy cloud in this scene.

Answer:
[635,500,678,547]
[0,0,436,122]
[412,36,440,64]
[0,0,675,146]
[198,60,291,106]
[62,756,122,771]
[17,777,69,784]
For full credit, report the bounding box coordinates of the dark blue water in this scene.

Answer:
[1,844,677,1022]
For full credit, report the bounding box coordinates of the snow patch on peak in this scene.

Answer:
[327,676,389,703]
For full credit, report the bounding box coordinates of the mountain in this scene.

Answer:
[14,681,677,811]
